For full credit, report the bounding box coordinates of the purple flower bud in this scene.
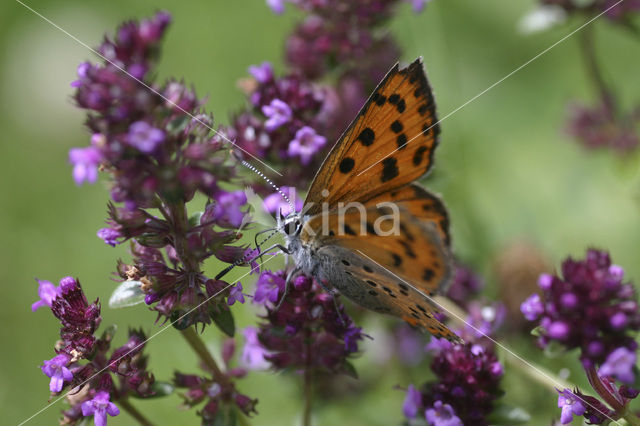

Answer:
[248,62,274,84]
[263,186,303,216]
[599,347,636,384]
[520,293,544,321]
[556,389,586,424]
[241,327,270,370]
[266,0,286,14]
[538,273,553,290]
[210,190,247,228]
[425,400,463,426]
[97,228,121,247]
[287,126,326,165]
[127,121,165,153]
[548,321,570,340]
[41,354,72,392]
[402,384,422,418]
[227,283,245,306]
[68,146,103,185]
[560,292,578,309]
[253,271,285,305]
[81,391,120,426]
[610,312,628,330]
[262,98,292,131]
[407,0,431,13]
[31,279,61,311]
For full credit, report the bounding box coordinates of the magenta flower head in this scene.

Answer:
[81,391,120,426]
[41,353,73,393]
[31,278,62,311]
[557,389,586,424]
[126,121,165,154]
[240,327,270,370]
[411,343,503,425]
[287,126,326,165]
[402,384,423,418]
[521,249,640,369]
[254,270,364,374]
[69,146,103,185]
[262,98,292,131]
[263,186,303,216]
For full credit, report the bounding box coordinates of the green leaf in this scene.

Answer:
[100,324,118,343]
[189,211,204,227]
[342,361,359,379]
[167,115,190,134]
[131,381,175,399]
[171,311,193,330]
[211,306,235,337]
[487,403,531,425]
[108,281,146,308]
[530,325,543,337]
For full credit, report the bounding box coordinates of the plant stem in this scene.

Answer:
[181,326,230,387]
[585,365,624,412]
[119,398,155,426]
[303,367,313,426]
[579,25,615,112]
[622,408,640,426]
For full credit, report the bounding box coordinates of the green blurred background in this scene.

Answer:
[1,0,639,425]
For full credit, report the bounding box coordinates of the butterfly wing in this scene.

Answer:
[301,205,458,340]
[366,183,450,247]
[315,244,460,342]
[304,58,440,215]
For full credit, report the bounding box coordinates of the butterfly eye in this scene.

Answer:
[284,219,301,236]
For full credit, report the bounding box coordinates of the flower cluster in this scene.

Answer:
[567,100,639,152]
[174,339,257,424]
[445,262,485,308]
[522,249,640,424]
[247,270,364,374]
[226,63,332,187]
[70,11,256,329]
[521,249,640,372]
[403,339,504,425]
[33,277,155,425]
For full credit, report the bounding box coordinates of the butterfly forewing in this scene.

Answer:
[304,58,440,215]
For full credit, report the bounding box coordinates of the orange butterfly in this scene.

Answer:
[273,58,461,342]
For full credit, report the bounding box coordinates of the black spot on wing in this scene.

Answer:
[344,224,356,236]
[413,146,428,166]
[423,268,435,281]
[381,158,399,182]
[341,260,350,266]
[339,157,355,173]
[363,265,373,273]
[392,253,402,267]
[358,127,375,146]
[390,120,403,133]
[396,134,408,150]
[366,280,377,287]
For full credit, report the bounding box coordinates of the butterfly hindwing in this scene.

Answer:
[315,244,460,342]
[301,205,452,300]
[304,58,440,215]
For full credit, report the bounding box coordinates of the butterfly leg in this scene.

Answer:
[275,266,302,310]
[313,275,346,326]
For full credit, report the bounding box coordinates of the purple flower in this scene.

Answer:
[520,293,544,321]
[241,327,270,370]
[97,227,121,247]
[70,62,91,87]
[127,121,165,153]
[253,271,285,305]
[69,146,103,185]
[287,126,326,165]
[262,98,292,131]
[262,186,303,216]
[599,347,636,384]
[266,0,286,14]
[407,0,432,13]
[248,62,273,83]
[32,279,61,311]
[402,384,422,418]
[425,401,463,426]
[81,391,120,426]
[211,190,247,228]
[228,283,246,306]
[522,249,640,368]
[41,353,72,392]
[557,389,586,424]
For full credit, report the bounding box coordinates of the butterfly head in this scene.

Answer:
[278,209,302,237]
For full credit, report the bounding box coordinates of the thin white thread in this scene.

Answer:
[356,0,626,177]
[240,160,294,214]
[355,249,622,425]
[18,254,277,425]
[14,0,283,177]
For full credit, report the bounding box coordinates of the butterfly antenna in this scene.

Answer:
[239,159,295,214]
[214,228,280,281]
